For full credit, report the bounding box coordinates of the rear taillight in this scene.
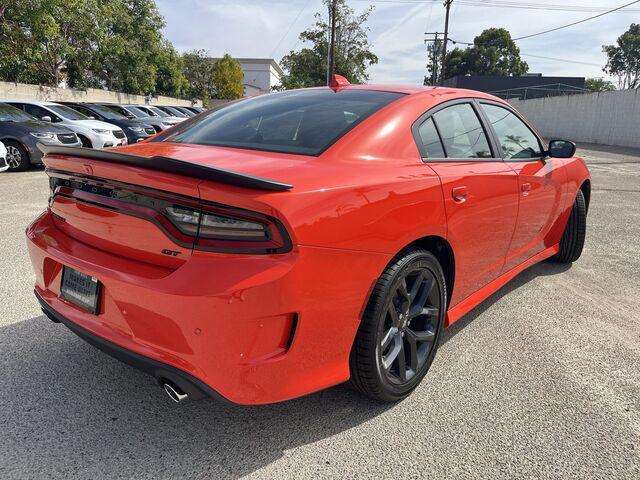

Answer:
[50,173,292,254]
[164,203,290,253]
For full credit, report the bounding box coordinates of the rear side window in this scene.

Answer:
[161,89,405,156]
[432,104,492,159]
[481,104,542,159]
[417,118,445,159]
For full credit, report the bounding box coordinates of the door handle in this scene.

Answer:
[521,182,531,196]
[452,186,468,203]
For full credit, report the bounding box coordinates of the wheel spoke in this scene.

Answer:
[407,335,418,372]
[381,327,396,351]
[396,342,407,381]
[410,305,439,320]
[407,272,424,300]
[407,327,435,343]
[398,278,410,301]
[412,277,433,311]
[382,335,401,370]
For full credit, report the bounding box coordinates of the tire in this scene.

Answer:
[552,189,586,263]
[78,135,92,148]
[4,140,29,171]
[350,249,446,402]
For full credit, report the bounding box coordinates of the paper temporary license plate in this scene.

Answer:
[60,266,101,315]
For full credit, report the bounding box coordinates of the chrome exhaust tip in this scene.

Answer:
[163,382,188,403]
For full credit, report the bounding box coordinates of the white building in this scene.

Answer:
[212,58,283,96]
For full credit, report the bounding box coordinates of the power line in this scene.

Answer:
[352,0,640,12]
[446,39,606,67]
[270,0,314,58]
[448,1,640,46]
[519,53,602,68]
[512,0,640,41]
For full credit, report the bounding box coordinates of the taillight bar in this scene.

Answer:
[48,172,292,254]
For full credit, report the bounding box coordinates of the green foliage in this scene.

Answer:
[211,54,244,99]
[0,0,187,97]
[182,49,216,104]
[423,39,443,86]
[0,0,102,85]
[442,28,529,79]
[278,0,378,89]
[603,24,640,89]
[585,78,616,92]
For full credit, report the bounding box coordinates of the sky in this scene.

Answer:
[155,0,637,85]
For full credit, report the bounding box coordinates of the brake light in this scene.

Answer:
[164,204,290,253]
[49,173,291,254]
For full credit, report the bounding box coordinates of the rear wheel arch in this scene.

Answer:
[395,236,455,308]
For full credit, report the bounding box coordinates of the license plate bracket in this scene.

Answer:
[60,266,102,315]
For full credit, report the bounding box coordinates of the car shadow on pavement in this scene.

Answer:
[440,260,572,346]
[0,313,392,479]
[0,261,569,479]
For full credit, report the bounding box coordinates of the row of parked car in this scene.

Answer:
[0,100,205,171]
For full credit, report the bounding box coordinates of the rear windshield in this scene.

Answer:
[158,89,405,156]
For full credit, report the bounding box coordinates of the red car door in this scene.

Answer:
[414,101,519,306]
[478,102,566,271]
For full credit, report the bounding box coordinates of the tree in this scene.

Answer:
[585,78,616,92]
[424,39,443,86]
[0,0,186,97]
[0,0,103,86]
[603,24,640,89]
[278,0,378,89]
[211,54,244,99]
[441,28,528,80]
[182,49,216,103]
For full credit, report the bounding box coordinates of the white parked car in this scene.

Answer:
[0,140,7,172]
[5,100,127,149]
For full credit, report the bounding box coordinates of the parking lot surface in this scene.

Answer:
[0,145,638,479]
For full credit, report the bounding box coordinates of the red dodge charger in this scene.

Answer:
[27,79,590,405]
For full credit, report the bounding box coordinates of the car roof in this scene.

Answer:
[299,84,505,103]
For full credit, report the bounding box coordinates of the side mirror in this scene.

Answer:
[41,116,52,122]
[88,116,96,120]
[548,139,576,158]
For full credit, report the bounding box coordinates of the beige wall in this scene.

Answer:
[0,81,202,107]
[509,89,640,149]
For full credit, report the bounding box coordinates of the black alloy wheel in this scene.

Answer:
[380,267,440,384]
[351,249,446,402]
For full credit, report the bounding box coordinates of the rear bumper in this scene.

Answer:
[27,209,390,404]
[35,289,229,403]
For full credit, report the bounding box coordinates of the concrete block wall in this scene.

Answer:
[508,89,640,149]
[0,81,202,107]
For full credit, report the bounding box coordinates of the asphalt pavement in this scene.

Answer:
[0,144,638,479]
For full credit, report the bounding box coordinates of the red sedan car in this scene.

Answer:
[27,80,590,405]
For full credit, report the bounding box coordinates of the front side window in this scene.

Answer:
[481,104,542,159]
[432,103,492,159]
[158,89,405,156]
[22,104,61,122]
[0,103,36,122]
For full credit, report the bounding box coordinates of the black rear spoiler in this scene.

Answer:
[37,144,293,192]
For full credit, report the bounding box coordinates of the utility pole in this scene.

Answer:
[327,0,338,85]
[439,0,453,85]
[424,32,444,85]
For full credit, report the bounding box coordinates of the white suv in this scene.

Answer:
[6,100,127,149]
